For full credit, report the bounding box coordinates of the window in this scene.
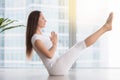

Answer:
[0,0,69,68]
[0,0,120,69]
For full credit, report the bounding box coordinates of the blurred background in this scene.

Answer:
[0,0,120,69]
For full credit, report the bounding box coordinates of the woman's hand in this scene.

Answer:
[50,31,58,47]
[103,12,113,31]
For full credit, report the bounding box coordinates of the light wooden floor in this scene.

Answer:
[0,68,120,80]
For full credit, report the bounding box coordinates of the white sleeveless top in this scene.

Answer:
[31,34,59,70]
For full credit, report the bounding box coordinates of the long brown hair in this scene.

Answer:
[26,10,41,58]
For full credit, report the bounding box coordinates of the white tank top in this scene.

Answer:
[31,34,59,70]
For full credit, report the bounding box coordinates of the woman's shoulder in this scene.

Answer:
[31,33,49,43]
[32,34,41,39]
[31,34,42,44]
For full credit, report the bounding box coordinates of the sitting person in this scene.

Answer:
[26,11,113,75]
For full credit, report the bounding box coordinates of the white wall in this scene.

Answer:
[107,0,120,67]
[76,0,120,67]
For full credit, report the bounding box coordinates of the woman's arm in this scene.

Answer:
[85,12,113,47]
[35,32,58,59]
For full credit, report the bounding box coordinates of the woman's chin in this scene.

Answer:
[42,26,46,28]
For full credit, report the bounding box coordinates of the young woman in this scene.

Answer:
[26,11,113,75]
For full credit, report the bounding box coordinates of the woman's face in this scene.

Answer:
[38,13,47,28]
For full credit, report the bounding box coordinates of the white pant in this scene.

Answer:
[48,41,87,75]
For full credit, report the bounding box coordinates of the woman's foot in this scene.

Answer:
[103,12,113,31]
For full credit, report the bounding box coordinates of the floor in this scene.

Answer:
[0,68,120,80]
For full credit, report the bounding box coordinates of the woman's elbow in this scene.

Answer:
[46,54,53,59]
[47,56,52,59]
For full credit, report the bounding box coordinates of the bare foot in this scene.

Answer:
[103,12,113,31]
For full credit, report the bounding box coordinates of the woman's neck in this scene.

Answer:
[35,28,42,35]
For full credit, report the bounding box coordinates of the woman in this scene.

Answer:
[26,10,113,75]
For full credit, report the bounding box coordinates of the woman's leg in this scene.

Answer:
[49,41,87,75]
[85,12,113,47]
[49,12,113,75]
